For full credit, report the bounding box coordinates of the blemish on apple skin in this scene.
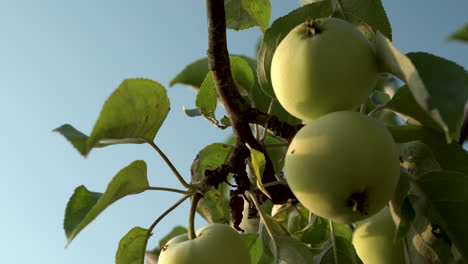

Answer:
[162,244,169,251]
[290,149,296,154]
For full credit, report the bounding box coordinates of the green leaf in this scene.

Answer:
[416,171,468,262]
[448,24,468,42]
[315,236,363,264]
[406,52,468,143]
[55,79,170,156]
[241,233,264,264]
[63,186,102,239]
[196,72,218,119]
[191,143,234,223]
[334,0,392,42]
[116,227,149,264]
[230,56,255,95]
[225,0,271,32]
[395,196,416,239]
[170,58,209,89]
[274,236,317,263]
[377,33,468,142]
[64,160,149,246]
[182,106,202,117]
[170,56,301,125]
[257,1,333,98]
[54,124,91,156]
[195,56,254,121]
[370,90,391,106]
[386,86,441,132]
[294,215,329,246]
[226,131,288,174]
[398,141,442,177]
[246,144,271,199]
[388,125,468,174]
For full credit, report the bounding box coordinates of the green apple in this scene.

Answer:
[158,223,251,264]
[271,18,378,121]
[284,111,399,224]
[352,207,405,264]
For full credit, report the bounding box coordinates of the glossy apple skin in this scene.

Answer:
[271,18,378,121]
[352,207,405,264]
[158,223,251,264]
[284,111,399,224]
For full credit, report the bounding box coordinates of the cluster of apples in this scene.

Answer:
[158,18,403,264]
[273,18,402,263]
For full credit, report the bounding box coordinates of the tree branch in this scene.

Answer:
[205,0,295,204]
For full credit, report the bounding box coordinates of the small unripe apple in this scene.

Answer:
[158,223,251,264]
[284,111,399,224]
[271,18,378,121]
[352,207,405,264]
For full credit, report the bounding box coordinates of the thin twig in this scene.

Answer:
[147,194,191,237]
[146,140,192,189]
[146,186,191,195]
[260,99,276,143]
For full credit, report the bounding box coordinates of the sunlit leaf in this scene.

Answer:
[247,144,271,199]
[196,72,217,119]
[170,58,209,89]
[116,227,149,264]
[191,143,234,223]
[55,79,170,156]
[64,160,149,245]
[448,24,468,42]
[225,0,271,31]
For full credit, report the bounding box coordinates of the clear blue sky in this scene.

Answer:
[1,1,466,263]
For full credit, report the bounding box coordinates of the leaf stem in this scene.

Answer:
[329,219,339,264]
[188,193,202,240]
[246,191,279,263]
[260,99,276,143]
[262,181,288,188]
[146,186,191,195]
[146,140,192,189]
[147,194,191,237]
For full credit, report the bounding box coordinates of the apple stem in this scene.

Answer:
[306,20,321,36]
[188,193,202,240]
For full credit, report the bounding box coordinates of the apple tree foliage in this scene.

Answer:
[55,0,468,263]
